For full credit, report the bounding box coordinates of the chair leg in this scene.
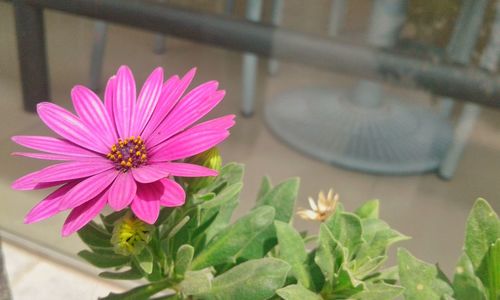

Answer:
[89,21,108,91]
[241,0,263,117]
[438,103,481,180]
[13,0,49,112]
[224,0,235,15]
[153,34,166,54]
[328,0,347,37]
[267,0,284,75]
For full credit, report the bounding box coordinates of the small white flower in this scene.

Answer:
[297,189,339,222]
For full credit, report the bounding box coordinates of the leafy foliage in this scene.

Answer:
[76,163,499,300]
[398,198,500,300]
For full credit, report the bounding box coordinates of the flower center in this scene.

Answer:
[107,136,147,171]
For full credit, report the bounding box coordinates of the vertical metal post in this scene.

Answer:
[241,0,262,117]
[267,0,284,75]
[438,0,497,179]
[224,0,235,15]
[89,21,108,91]
[353,0,406,108]
[13,0,50,112]
[438,0,489,118]
[328,0,347,37]
[153,34,167,54]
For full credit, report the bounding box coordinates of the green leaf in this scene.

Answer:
[315,224,347,284]
[179,269,213,296]
[192,192,216,204]
[464,199,500,272]
[99,279,173,300]
[156,207,176,225]
[256,177,299,223]
[306,250,326,292]
[77,221,112,249]
[201,177,243,242]
[99,266,143,280]
[452,253,487,300]
[365,266,399,285]
[203,163,244,193]
[191,206,275,270]
[351,282,404,300]
[484,239,500,300]
[349,256,386,279]
[398,248,453,300]
[257,176,273,202]
[332,263,364,296]
[101,210,128,233]
[134,247,154,275]
[217,163,244,185]
[324,211,363,259]
[237,178,299,260]
[355,199,380,220]
[78,250,130,268]
[175,244,195,278]
[276,284,322,300]
[165,216,191,240]
[354,218,409,276]
[199,183,243,210]
[275,221,312,289]
[199,258,290,300]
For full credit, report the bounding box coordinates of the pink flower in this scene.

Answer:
[12,65,234,236]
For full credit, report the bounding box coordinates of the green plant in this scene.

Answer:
[77,163,413,299]
[76,162,499,299]
[398,199,500,300]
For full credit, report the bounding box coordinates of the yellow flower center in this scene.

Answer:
[107,136,147,172]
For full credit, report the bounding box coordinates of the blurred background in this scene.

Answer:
[1,0,500,298]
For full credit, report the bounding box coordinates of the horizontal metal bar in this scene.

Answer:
[24,0,500,107]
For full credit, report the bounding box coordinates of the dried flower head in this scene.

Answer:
[297,189,339,222]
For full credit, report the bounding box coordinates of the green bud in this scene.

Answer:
[184,147,222,193]
[111,212,154,256]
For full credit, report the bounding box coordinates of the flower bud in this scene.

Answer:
[184,147,222,193]
[111,212,154,256]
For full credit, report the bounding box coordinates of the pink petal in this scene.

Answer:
[37,102,109,153]
[155,162,218,177]
[58,170,118,210]
[12,170,66,190]
[141,68,196,140]
[30,161,113,183]
[61,191,108,236]
[159,178,186,207]
[12,136,100,157]
[24,182,77,224]
[146,81,223,148]
[131,182,163,224]
[150,115,234,162]
[113,66,136,138]
[71,85,117,146]
[12,152,102,161]
[197,114,236,130]
[131,67,164,135]
[104,75,117,126]
[108,172,137,211]
[131,164,170,183]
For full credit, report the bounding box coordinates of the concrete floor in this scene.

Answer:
[0,2,499,298]
[2,241,124,299]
